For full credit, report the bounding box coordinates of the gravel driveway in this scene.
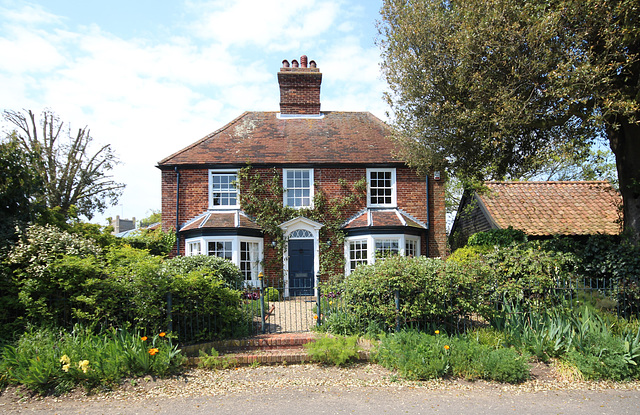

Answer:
[2,363,639,414]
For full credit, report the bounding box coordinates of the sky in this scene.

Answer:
[0,0,390,226]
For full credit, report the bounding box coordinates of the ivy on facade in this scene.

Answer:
[237,166,366,279]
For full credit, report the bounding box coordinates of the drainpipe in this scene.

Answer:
[175,167,180,256]
[425,176,430,257]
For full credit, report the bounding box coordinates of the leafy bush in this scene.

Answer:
[0,325,184,395]
[197,348,238,369]
[162,255,243,287]
[264,287,280,302]
[541,235,640,317]
[304,335,360,366]
[374,330,529,383]
[479,348,529,383]
[171,270,249,340]
[6,224,105,325]
[565,331,638,381]
[322,256,492,333]
[122,228,176,256]
[374,330,451,380]
[104,245,169,331]
[467,227,527,247]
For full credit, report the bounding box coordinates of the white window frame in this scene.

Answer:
[344,234,421,275]
[283,168,314,209]
[209,169,239,209]
[207,240,233,260]
[405,238,418,257]
[366,168,397,208]
[347,239,368,274]
[187,241,202,256]
[184,236,264,285]
[240,241,261,284]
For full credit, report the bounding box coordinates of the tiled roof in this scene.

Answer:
[478,181,622,236]
[343,208,427,230]
[180,211,261,232]
[114,222,161,238]
[158,111,399,167]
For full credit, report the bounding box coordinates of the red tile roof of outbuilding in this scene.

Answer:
[157,111,399,167]
[478,181,622,236]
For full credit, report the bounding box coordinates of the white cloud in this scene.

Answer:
[1,0,389,224]
[0,2,62,25]
[189,0,340,49]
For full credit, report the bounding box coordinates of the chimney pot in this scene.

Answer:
[282,59,290,68]
[309,60,316,68]
[277,57,322,115]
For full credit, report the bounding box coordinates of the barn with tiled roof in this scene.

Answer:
[450,181,622,249]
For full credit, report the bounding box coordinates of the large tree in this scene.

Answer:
[3,109,125,220]
[378,0,639,242]
[0,135,44,248]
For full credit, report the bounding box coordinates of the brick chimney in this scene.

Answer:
[278,55,322,115]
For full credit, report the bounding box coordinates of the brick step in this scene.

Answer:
[181,332,318,357]
[183,333,374,366]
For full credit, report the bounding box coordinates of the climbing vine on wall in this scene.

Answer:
[237,166,366,280]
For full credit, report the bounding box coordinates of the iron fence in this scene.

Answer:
[42,274,639,344]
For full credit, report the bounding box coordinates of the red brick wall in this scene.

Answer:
[161,166,447,259]
[428,176,447,258]
[278,69,322,115]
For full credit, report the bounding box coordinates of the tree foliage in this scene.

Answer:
[0,135,44,248]
[3,109,125,220]
[378,0,640,242]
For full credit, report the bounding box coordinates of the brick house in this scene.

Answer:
[449,180,622,250]
[158,56,446,295]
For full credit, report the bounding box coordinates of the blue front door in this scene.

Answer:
[289,239,314,296]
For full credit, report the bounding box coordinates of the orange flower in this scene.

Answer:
[444,345,450,350]
[148,348,159,356]
[159,332,166,337]
[313,314,318,320]
[435,330,440,335]
[141,336,148,341]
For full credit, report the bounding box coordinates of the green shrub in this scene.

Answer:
[171,270,249,340]
[122,228,176,256]
[0,325,184,395]
[322,256,490,333]
[304,335,360,366]
[104,245,168,331]
[446,245,490,264]
[480,348,530,383]
[566,332,636,381]
[197,348,238,369]
[467,227,527,247]
[264,287,280,302]
[6,224,105,326]
[162,255,243,287]
[316,310,366,336]
[374,330,530,383]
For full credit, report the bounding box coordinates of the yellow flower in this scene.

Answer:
[435,330,440,335]
[148,348,159,356]
[141,336,148,341]
[78,360,90,373]
[60,354,71,365]
[444,345,450,350]
[159,332,166,337]
[62,364,70,372]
